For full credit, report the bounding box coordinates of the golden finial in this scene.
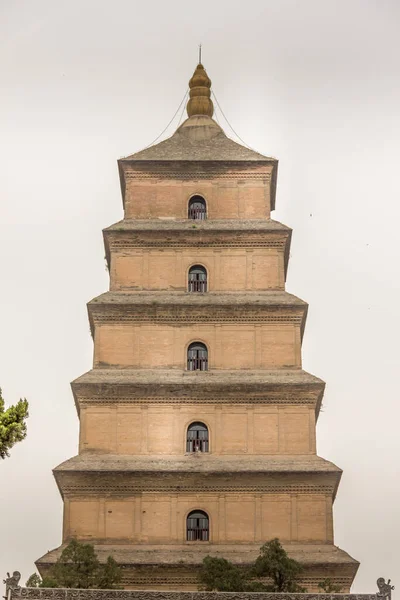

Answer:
[187,57,214,118]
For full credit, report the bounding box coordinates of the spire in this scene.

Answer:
[187,63,214,118]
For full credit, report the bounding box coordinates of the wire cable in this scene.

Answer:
[141,88,189,150]
[212,90,258,153]
[213,101,221,126]
[176,89,189,128]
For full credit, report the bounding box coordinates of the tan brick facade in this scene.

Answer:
[37,67,358,592]
[64,493,332,544]
[79,404,316,455]
[110,248,285,291]
[124,172,273,220]
[93,323,301,370]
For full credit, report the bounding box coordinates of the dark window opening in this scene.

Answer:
[187,342,208,371]
[188,196,207,220]
[187,422,209,453]
[188,265,207,293]
[187,510,209,541]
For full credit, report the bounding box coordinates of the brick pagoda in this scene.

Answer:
[37,63,359,591]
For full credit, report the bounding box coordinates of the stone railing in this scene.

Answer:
[2,575,395,600]
[8,592,381,600]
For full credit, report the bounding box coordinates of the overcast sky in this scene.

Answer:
[1,0,399,592]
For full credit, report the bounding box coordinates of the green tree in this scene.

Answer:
[318,578,343,593]
[26,574,57,588]
[199,540,305,592]
[199,556,248,592]
[0,388,29,459]
[26,539,121,589]
[26,574,41,588]
[252,538,305,592]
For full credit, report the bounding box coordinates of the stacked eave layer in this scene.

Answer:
[87,291,308,338]
[71,368,325,416]
[103,219,292,277]
[54,453,342,500]
[37,542,358,574]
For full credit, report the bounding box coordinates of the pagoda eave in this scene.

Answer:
[103,219,292,276]
[118,156,278,210]
[71,368,325,416]
[88,290,307,308]
[36,542,358,591]
[53,454,342,499]
[37,541,358,568]
[87,291,308,339]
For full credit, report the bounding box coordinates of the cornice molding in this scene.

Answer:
[125,169,272,182]
[77,395,317,406]
[58,483,336,496]
[88,305,305,326]
[71,375,325,417]
[55,468,339,497]
[107,235,287,250]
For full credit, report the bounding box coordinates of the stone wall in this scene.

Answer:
[110,248,285,292]
[62,492,333,544]
[123,170,273,220]
[79,404,316,455]
[93,323,301,370]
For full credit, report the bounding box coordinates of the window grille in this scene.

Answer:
[187,422,209,452]
[188,196,206,220]
[187,342,208,371]
[186,510,209,541]
[188,265,207,292]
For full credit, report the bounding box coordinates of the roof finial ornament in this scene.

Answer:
[186,57,214,118]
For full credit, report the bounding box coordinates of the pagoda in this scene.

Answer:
[37,63,359,591]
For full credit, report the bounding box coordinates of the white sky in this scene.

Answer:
[1,0,399,592]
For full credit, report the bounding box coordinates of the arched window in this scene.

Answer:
[188,195,206,220]
[187,422,209,453]
[187,510,209,541]
[188,265,207,293]
[187,342,208,371]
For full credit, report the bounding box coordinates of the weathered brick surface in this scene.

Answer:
[64,492,331,544]
[79,404,315,455]
[123,167,273,220]
[110,248,284,292]
[93,323,301,370]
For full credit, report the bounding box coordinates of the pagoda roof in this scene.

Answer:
[53,452,341,498]
[88,290,307,308]
[37,542,358,569]
[104,218,290,232]
[71,368,325,417]
[54,453,340,475]
[120,116,276,163]
[87,291,308,340]
[72,368,324,388]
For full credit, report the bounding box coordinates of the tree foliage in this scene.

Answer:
[26,539,121,589]
[252,538,305,592]
[0,388,29,459]
[26,574,57,588]
[200,538,305,592]
[199,557,248,592]
[318,578,343,593]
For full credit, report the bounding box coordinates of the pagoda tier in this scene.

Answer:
[37,543,358,592]
[53,453,342,496]
[103,219,292,291]
[37,63,358,592]
[71,368,325,413]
